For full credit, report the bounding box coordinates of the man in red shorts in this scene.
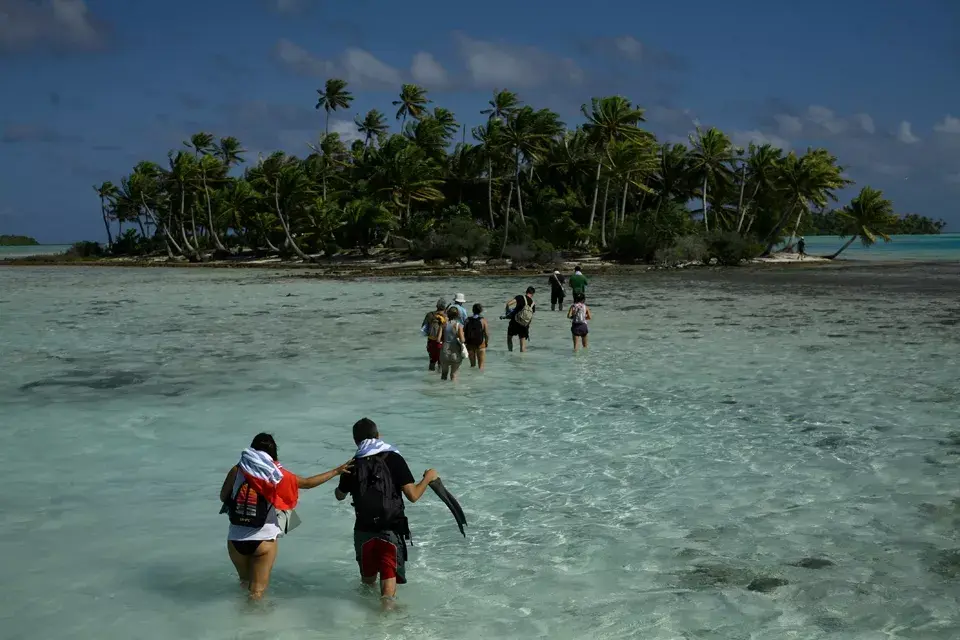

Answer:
[335,418,438,603]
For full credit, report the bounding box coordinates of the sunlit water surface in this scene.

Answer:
[2,266,960,640]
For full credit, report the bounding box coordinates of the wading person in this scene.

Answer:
[220,433,352,600]
[450,293,469,325]
[569,265,588,301]
[421,298,447,372]
[439,306,467,381]
[504,286,536,352]
[463,303,489,371]
[548,270,565,311]
[335,418,438,606]
[567,292,592,352]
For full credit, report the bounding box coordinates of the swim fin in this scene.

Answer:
[429,478,467,537]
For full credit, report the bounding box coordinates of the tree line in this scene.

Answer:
[91,80,912,265]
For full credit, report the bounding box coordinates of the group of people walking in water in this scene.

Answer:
[219,267,594,608]
[421,266,593,380]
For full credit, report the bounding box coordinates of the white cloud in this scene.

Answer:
[731,129,790,151]
[612,36,643,60]
[897,121,919,144]
[934,115,960,134]
[274,40,402,88]
[329,119,363,145]
[774,114,803,137]
[410,52,448,87]
[806,105,847,135]
[455,33,583,88]
[274,38,330,76]
[0,0,106,52]
[853,113,875,134]
[870,162,910,177]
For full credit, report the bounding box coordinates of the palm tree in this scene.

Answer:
[738,143,782,232]
[472,118,506,229]
[315,78,354,135]
[687,127,735,232]
[581,96,649,237]
[481,89,521,122]
[94,181,119,245]
[392,84,430,125]
[355,109,388,150]
[500,107,559,227]
[214,136,246,169]
[827,187,897,259]
[164,151,203,260]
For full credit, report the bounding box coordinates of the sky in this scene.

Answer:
[1,0,959,243]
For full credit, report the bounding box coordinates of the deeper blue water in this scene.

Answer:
[1,266,959,639]
[787,233,960,261]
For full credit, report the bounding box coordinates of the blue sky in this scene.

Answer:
[2,0,958,242]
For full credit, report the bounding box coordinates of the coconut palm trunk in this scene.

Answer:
[620,173,630,229]
[588,160,602,232]
[514,152,525,225]
[762,202,798,256]
[99,196,114,246]
[202,169,229,253]
[272,180,311,261]
[600,178,610,247]
[735,164,747,233]
[702,175,709,232]
[738,182,762,232]
[827,234,858,260]
[500,181,514,257]
[487,158,495,228]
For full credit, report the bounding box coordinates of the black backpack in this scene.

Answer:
[228,478,270,528]
[464,316,485,347]
[353,454,405,531]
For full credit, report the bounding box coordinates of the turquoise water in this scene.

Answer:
[2,266,960,639]
[0,245,72,259]
[787,233,960,261]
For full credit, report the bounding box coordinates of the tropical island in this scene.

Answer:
[8,81,947,271]
[0,235,40,246]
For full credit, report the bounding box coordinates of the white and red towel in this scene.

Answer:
[237,447,299,510]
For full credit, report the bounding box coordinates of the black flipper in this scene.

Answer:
[429,478,467,537]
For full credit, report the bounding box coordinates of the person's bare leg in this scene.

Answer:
[247,540,278,600]
[582,334,589,349]
[476,348,486,371]
[468,349,477,368]
[227,541,251,588]
[450,361,461,381]
[380,577,397,600]
[572,335,578,352]
[507,336,514,352]
[519,337,527,353]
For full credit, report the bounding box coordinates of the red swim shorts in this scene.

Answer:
[427,340,443,364]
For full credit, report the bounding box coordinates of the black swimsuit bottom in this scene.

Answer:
[230,540,263,556]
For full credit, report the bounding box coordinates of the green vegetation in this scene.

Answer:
[807,210,946,236]
[0,235,39,246]
[93,82,901,266]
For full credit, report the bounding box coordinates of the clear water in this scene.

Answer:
[785,233,960,262]
[2,266,960,640]
[0,245,72,260]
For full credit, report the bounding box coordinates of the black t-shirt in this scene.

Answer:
[512,294,535,316]
[548,274,565,292]
[337,452,415,533]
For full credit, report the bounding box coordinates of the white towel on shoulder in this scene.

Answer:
[238,447,283,484]
[355,439,399,458]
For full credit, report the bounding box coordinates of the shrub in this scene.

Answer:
[66,241,104,258]
[655,235,708,266]
[412,217,490,267]
[608,220,678,263]
[705,231,763,266]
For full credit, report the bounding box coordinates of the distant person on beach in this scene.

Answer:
[504,286,536,352]
[440,306,466,381]
[548,270,565,311]
[335,418,438,606]
[450,293,469,323]
[463,303,489,371]
[421,298,447,371]
[567,292,592,352]
[569,266,588,300]
[797,237,807,260]
[221,433,352,600]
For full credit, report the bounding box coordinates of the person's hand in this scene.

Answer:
[336,459,354,475]
[423,468,439,484]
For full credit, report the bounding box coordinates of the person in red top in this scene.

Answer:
[219,433,352,600]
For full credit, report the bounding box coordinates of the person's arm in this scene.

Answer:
[567,306,574,319]
[458,324,465,344]
[585,306,592,320]
[297,459,353,490]
[220,466,238,502]
[482,318,489,347]
[401,468,439,503]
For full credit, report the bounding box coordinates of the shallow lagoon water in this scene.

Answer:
[2,266,960,639]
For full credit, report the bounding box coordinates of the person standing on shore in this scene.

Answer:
[504,286,536,352]
[569,266,588,300]
[548,270,565,311]
[567,292,592,352]
[797,237,807,260]
[421,298,447,372]
[463,303,489,371]
[335,418,438,606]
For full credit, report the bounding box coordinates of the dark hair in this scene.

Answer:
[352,417,379,445]
[526,286,536,295]
[250,432,278,460]
[573,292,586,303]
[447,306,460,319]
[574,265,582,272]
[472,302,483,315]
